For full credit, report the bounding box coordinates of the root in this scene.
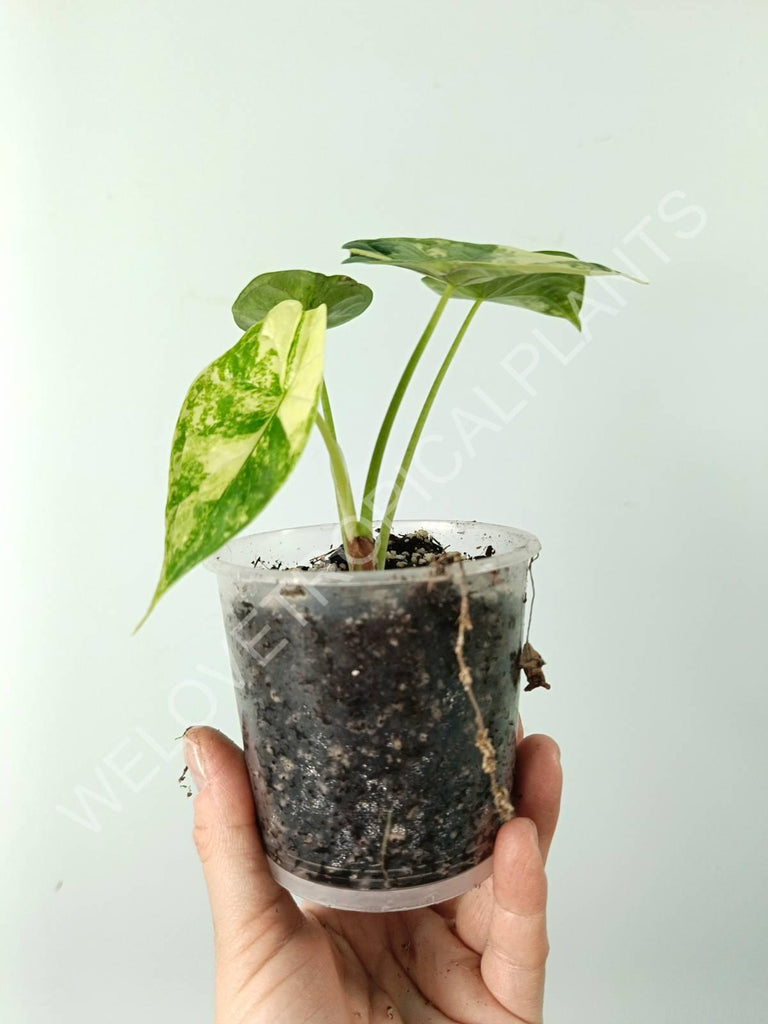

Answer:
[521,557,550,691]
[380,807,393,883]
[521,641,550,691]
[454,568,514,823]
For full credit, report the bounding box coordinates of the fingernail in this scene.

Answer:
[553,740,561,764]
[183,728,206,792]
[523,817,539,841]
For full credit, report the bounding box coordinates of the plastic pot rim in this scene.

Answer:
[205,518,540,587]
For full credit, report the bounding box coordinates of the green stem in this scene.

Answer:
[320,380,337,441]
[359,286,454,536]
[376,299,483,568]
[315,412,358,555]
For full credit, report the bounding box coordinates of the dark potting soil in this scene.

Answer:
[225,529,523,892]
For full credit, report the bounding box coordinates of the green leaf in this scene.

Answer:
[139,299,326,626]
[421,250,586,328]
[233,269,372,331]
[342,236,638,290]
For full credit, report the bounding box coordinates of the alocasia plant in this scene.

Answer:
[140,237,634,623]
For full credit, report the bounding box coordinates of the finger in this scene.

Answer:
[514,734,562,864]
[481,818,548,1023]
[516,713,524,744]
[449,733,562,952]
[185,727,303,958]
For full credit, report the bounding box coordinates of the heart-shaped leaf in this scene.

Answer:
[342,237,636,289]
[421,250,586,327]
[233,269,372,331]
[140,299,326,625]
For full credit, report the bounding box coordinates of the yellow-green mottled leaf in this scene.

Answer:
[233,269,372,331]
[139,299,326,625]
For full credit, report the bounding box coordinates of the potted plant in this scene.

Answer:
[139,237,632,911]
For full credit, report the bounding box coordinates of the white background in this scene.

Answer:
[3,1,767,1021]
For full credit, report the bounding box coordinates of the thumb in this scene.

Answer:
[184,726,303,957]
[481,818,549,1023]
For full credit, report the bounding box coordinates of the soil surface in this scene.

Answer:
[257,529,496,573]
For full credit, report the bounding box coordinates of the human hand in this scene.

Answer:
[184,722,562,1024]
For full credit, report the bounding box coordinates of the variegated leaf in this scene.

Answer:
[421,250,585,327]
[233,269,372,331]
[140,299,326,624]
[342,237,636,290]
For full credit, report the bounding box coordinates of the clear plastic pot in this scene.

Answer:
[207,520,539,912]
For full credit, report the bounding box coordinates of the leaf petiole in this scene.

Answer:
[320,379,338,441]
[376,298,483,567]
[359,286,454,535]
[315,412,360,562]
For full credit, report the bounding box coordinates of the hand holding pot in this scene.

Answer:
[184,725,562,1024]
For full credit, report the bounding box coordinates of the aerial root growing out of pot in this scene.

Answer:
[454,568,515,824]
[521,556,550,692]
